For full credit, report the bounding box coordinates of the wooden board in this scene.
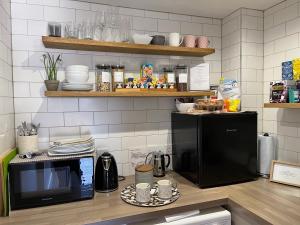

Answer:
[45,91,214,97]
[264,103,300,108]
[1,148,17,216]
[42,36,215,57]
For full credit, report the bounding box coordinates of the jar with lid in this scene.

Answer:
[111,65,125,91]
[163,67,176,89]
[175,65,188,92]
[95,64,111,92]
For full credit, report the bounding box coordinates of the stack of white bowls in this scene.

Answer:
[62,65,93,91]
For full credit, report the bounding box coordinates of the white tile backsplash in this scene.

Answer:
[10,0,221,174]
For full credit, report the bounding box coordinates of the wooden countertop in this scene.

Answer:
[1,174,300,225]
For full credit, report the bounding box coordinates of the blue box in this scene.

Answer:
[282,61,293,80]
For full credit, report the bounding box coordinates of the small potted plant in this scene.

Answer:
[42,52,62,91]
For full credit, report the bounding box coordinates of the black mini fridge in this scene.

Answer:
[171,111,258,188]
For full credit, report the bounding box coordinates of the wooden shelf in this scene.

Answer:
[42,36,215,57]
[45,91,214,97]
[264,103,300,109]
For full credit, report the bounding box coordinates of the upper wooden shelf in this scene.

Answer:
[45,91,214,97]
[264,103,300,109]
[42,36,215,57]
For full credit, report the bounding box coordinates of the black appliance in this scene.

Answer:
[9,155,94,210]
[171,111,258,188]
[95,152,118,192]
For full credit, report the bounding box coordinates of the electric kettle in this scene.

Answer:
[95,152,118,192]
[145,151,170,177]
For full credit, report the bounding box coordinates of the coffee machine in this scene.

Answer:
[145,151,170,177]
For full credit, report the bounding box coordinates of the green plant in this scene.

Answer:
[41,53,62,80]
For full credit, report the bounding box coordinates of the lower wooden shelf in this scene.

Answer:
[264,103,300,109]
[45,91,214,97]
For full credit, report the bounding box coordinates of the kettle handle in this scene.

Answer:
[145,152,152,164]
[165,154,171,168]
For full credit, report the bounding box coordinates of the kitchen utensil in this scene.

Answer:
[183,35,196,48]
[120,183,180,207]
[135,164,154,188]
[48,22,61,37]
[95,152,118,192]
[169,33,183,47]
[196,36,210,48]
[135,183,151,203]
[132,34,153,45]
[175,100,195,112]
[157,179,172,199]
[17,135,39,154]
[145,151,170,177]
[150,35,165,45]
[61,83,93,91]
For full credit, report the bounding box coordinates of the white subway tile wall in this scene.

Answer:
[0,0,15,153]
[222,9,263,133]
[264,0,300,163]
[11,0,222,175]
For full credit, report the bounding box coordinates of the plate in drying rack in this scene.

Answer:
[120,183,180,207]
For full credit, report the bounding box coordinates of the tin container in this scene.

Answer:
[135,164,154,188]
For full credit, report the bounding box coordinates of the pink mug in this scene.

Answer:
[183,35,196,48]
[197,36,210,48]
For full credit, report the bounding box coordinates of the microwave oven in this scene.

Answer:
[9,154,94,210]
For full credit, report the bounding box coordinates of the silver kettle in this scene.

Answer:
[145,151,170,177]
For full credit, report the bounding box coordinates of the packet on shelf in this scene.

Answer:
[293,58,300,80]
[140,64,153,88]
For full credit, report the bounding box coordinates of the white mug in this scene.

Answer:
[169,33,183,47]
[136,183,151,203]
[157,179,172,199]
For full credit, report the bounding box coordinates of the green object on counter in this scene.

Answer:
[2,148,17,216]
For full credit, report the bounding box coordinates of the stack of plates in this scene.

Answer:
[62,82,93,91]
[63,65,93,91]
[48,137,95,156]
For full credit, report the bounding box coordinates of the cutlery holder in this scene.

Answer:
[17,135,39,154]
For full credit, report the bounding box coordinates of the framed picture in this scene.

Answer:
[270,160,300,187]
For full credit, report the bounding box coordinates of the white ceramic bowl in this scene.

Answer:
[66,65,89,72]
[66,71,89,83]
[132,34,153,45]
[176,102,195,113]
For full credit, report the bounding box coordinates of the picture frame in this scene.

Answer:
[269,160,300,188]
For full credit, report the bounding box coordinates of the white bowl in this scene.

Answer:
[176,103,195,113]
[66,72,89,83]
[66,65,89,71]
[132,34,153,45]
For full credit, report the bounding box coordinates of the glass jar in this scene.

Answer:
[111,65,125,91]
[175,65,188,92]
[95,64,111,92]
[163,67,176,89]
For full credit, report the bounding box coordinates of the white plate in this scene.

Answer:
[62,86,93,91]
[62,83,93,87]
[48,148,95,156]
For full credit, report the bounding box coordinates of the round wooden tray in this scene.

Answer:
[120,183,180,207]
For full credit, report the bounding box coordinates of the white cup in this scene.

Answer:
[157,179,172,199]
[136,183,151,203]
[169,33,183,47]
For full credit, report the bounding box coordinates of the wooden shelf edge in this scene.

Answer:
[264,103,300,109]
[45,91,214,97]
[42,36,215,57]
